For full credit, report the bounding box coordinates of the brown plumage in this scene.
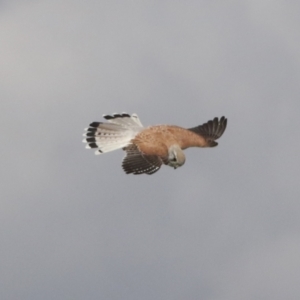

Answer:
[83,113,227,175]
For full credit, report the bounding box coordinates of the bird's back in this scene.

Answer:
[133,125,207,155]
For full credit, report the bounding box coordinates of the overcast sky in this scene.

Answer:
[1,1,300,299]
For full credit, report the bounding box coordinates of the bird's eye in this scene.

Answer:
[170,157,177,162]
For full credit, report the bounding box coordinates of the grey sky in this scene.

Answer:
[1,1,300,299]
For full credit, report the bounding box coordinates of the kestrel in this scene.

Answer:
[83,113,227,175]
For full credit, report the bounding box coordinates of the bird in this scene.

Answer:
[83,113,227,175]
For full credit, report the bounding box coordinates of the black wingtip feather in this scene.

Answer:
[113,114,122,118]
[103,115,113,120]
[121,113,130,117]
[86,131,96,137]
[86,137,96,143]
[104,113,131,120]
[188,116,228,142]
[88,143,98,148]
[90,122,101,128]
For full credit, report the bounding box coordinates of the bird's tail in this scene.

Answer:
[83,113,144,154]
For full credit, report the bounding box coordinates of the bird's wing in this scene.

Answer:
[188,116,227,146]
[122,144,162,175]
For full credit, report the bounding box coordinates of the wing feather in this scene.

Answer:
[188,116,227,145]
[122,144,162,175]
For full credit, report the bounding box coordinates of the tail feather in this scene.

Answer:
[83,113,144,154]
[103,113,143,129]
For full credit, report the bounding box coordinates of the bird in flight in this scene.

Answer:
[83,113,227,175]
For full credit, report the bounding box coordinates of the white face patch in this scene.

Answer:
[167,145,185,169]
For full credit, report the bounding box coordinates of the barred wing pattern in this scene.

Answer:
[122,144,163,175]
[188,116,227,147]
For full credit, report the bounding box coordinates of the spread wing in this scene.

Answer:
[188,116,227,147]
[122,144,162,175]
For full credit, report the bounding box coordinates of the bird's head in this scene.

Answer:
[167,145,186,169]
